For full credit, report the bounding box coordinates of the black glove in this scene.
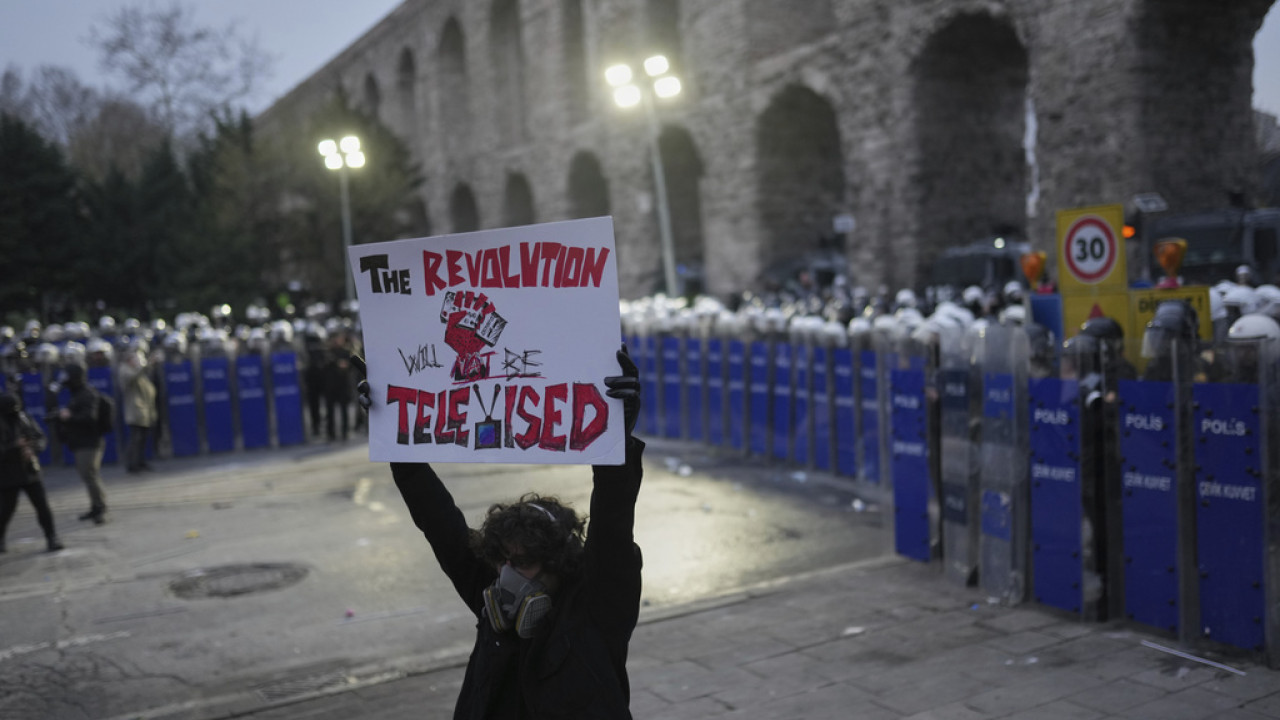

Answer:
[604,345,640,437]
[351,354,372,411]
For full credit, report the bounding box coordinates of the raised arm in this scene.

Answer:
[390,461,495,614]
[583,347,645,634]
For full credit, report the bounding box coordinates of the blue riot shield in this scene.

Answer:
[858,349,880,484]
[706,334,725,446]
[1028,377,1085,614]
[201,355,235,453]
[726,337,746,451]
[237,354,270,450]
[684,330,704,442]
[772,336,793,462]
[1193,381,1267,653]
[832,339,856,477]
[792,325,812,467]
[748,339,770,457]
[165,359,200,457]
[890,361,931,561]
[271,351,305,446]
[641,331,659,437]
[660,330,682,439]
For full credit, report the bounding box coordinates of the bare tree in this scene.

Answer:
[70,97,168,181]
[0,64,100,146]
[89,1,275,140]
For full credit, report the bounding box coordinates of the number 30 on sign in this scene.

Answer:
[1056,204,1128,294]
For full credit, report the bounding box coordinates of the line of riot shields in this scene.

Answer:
[622,298,1280,667]
[0,325,311,468]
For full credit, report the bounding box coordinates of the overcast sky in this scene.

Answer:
[1,1,1278,116]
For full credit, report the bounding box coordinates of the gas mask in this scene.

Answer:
[483,564,552,638]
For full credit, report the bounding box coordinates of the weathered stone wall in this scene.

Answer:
[258,0,1275,299]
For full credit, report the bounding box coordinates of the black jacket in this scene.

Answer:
[59,382,102,450]
[0,408,46,489]
[390,437,645,720]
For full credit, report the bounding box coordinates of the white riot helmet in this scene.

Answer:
[1224,313,1280,381]
[64,321,89,342]
[87,338,113,367]
[1228,313,1280,346]
[61,341,87,367]
[998,304,1027,326]
[33,342,60,366]
[99,315,118,335]
[1002,280,1025,305]
[1222,285,1263,327]
[894,288,918,310]
[43,324,65,344]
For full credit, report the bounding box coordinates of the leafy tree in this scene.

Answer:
[0,113,81,320]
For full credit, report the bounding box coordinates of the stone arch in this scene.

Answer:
[563,0,589,124]
[363,73,382,118]
[1135,0,1274,210]
[439,17,471,141]
[910,11,1028,284]
[568,151,610,218]
[397,47,418,134]
[754,84,846,277]
[645,0,682,68]
[745,0,835,62]
[450,183,480,233]
[491,0,527,144]
[401,196,432,239]
[656,124,706,275]
[503,173,536,227]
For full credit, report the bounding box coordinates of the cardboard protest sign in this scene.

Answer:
[349,217,625,465]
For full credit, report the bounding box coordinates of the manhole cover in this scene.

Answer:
[170,563,309,599]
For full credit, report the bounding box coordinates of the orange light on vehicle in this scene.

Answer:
[1020,251,1046,288]
[1122,225,1137,239]
[1154,238,1187,279]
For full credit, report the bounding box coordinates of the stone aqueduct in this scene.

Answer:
[259,0,1276,298]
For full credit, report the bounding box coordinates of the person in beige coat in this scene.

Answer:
[118,345,157,473]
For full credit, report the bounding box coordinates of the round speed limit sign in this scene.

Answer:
[1063,215,1118,283]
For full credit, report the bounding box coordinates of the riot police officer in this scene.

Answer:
[1140,301,1199,383]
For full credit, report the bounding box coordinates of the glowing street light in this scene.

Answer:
[606,55,683,296]
[318,135,365,303]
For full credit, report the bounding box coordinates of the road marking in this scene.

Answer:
[0,631,131,662]
[353,477,373,506]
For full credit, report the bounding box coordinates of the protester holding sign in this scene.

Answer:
[355,348,644,718]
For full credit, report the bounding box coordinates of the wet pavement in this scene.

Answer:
[3,438,1280,719]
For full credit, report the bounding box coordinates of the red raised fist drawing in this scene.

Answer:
[441,290,507,381]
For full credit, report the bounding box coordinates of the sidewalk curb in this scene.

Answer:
[114,555,906,720]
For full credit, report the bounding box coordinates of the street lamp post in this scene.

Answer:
[606,56,683,297]
[318,136,366,304]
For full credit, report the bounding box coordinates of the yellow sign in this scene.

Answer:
[1056,204,1128,295]
[1129,286,1213,342]
[1061,292,1134,341]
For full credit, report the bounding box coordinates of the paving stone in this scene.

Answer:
[650,694,734,719]
[1065,678,1169,714]
[962,671,1106,716]
[1127,662,1221,692]
[1000,699,1105,719]
[872,673,988,715]
[1121,686,1252,720]
[981,629,1064,655]
[898,700,998,719]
